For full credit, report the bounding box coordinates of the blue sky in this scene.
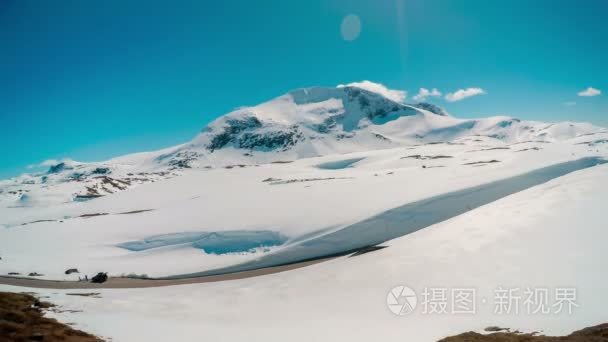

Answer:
[1,0,606,178]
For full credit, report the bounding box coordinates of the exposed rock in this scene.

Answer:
[47,162,72,174]
[74,194,104,202]
[463,160,501,165]
[78,213,109,218]
[412,102,450,116]
[29,332,44,341]
[92,167,110,175]
[402,154,453,160]
[440,323,608,341]
[65,268,79,275]
[238,128,304,151]
[207,116,263,152]
[90,272,108,284]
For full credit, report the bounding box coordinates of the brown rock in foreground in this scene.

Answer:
[0,292,102,342]
[439,323,608,341]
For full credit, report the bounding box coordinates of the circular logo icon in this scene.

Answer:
[387,285,417,316]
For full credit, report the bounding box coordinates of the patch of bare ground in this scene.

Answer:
[21,220,57,226]
[65,293,101,298]
[401,154,453,160]
[0,292,102,342]
[78,213,108,219]
[463,160,501,165]
[439,323,608,341]
[116,209,154,215]
[466,147,511,152]
[268,177,354,185]
[515,147,542,152]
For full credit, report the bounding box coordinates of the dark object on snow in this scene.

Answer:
[349,245,388,257]
[74,194,104,201]
[91,272,108,283]
[29,332,44,341]
[8,272,20,275]
[28,272,43,277]
[65,268,79,275]
[92,167,110,174]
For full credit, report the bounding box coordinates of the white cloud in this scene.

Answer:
[445,87,486,102]
[338,80,407,103]
[27,159,74,170]
[577,87,601,97]
[39,159,62,167]
[412,88,442,102]
[563,101,577,106]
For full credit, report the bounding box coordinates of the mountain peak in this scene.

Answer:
[2,82,604,207]
[169,83,604,169]
[411,102,450,117]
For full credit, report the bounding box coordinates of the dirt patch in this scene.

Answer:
[224,164,247,169]
[0,256,336,289]
[65,293,101,298]
[21,220,57,226]
[515,147,542,152]
[463,160,501,165]
[268,177,354,185]
[78,213,109,219]
[0,292,102,341]
[508,140,551,146]
[439,323,608,341]
[575,139,608,146]
[116,209,154,215]
[401,154,453,160]
[467,147,511,152]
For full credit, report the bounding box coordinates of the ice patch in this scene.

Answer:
[316,157,365,170]
[117,230,288,255]
[191,231,288,254]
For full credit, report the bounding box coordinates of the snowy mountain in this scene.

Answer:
[155,85,602,169]
[1,82,608,342]
[0,83,604,208]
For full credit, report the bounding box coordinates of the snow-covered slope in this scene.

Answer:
[3,162,608,341]
[1,83,607,279]
[1,82,608,341]
[1,129,607,279]
[0,84,604,208]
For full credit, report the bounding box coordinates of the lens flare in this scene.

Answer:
[340,14,361,41]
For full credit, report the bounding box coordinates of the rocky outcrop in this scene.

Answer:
[91,272,108,283]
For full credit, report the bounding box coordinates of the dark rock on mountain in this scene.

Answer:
[412,102,449,116]
[47,162,73,174]
[207,116,263,152]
